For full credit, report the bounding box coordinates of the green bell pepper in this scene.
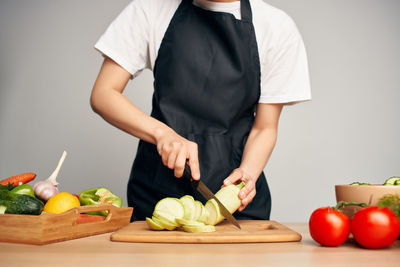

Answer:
[10,184,35,198]
[79,187,123,216]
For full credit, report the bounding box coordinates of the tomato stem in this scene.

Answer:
[334,201,368,211]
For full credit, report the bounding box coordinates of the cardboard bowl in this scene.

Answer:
[335,184,400,218]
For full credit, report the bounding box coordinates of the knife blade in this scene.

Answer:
[183,163,241,229]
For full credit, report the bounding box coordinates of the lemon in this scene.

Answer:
[44,192,80,214]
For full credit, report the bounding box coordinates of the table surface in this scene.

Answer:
[0,223,399,267]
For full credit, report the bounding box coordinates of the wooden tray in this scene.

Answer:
[110,220,302,243]
[0,204,133,245]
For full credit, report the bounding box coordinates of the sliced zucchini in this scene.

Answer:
[205,199,222,226]
[146,217,165,231]
[179,195,196,220]
[193,200,203,221]
[176,218,205,227]
[197,203,209,224]
[383,177,400,186]
[152,212,177,230]
[154,197,185,219]
[182,225,215,233]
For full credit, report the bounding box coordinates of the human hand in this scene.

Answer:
[154,128,200,179]
[223,168,257,211]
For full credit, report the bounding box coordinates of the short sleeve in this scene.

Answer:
[94,0,150,78]
[259,17,311,105]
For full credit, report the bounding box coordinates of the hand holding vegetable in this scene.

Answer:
[223,168,256,211]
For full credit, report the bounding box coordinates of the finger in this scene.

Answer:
[161,143,171,166]
[239,179,254,200]
[174,146,187,178]
[223,169,243,186]
[238,189,256,212]
[167,142,181,169]
[188,143,200,180]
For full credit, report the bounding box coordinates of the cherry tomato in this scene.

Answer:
[309,207,350,246]
[351,206,400,249]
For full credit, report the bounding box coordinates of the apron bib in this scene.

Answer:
[128,0,271,221]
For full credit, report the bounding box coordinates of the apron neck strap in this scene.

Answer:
[240,0,252,22]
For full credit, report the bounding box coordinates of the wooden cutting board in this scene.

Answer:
[110,220,302,243]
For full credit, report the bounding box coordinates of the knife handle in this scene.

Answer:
[183,162,199,189]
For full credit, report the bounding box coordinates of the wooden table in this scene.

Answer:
[0,223,399,267]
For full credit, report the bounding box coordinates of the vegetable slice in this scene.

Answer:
[154,197,184,219]
[383,177,400,186]
[176,218,205,227]
[182,225,216,233]
[152,212,177,230]
[179,195,196,220]
[146,217,165,230]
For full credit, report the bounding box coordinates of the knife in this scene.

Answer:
[183,163,241,229]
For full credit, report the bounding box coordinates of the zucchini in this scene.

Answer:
[205,182,245,226]
[182,225,215,233]
[175,218,205,227]
[145,217,165,231]
[383,177,400,186]
[179,195,196,220]
[153,211,178,230]
[154,197,184,219]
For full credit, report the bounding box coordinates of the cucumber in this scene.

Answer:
[179,195,196,220]
[146,217,165,230]
[205,182,245,226]
[182,225,215,233]
[383,177,400,186]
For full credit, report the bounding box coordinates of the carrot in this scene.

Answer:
[0,172,36,186]
[76,214,106,224]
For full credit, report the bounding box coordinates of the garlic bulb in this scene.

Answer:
[33,151,66,201]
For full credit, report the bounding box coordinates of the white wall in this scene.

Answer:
[1,0,399,222]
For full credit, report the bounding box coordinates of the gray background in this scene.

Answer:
[0,0,399,222]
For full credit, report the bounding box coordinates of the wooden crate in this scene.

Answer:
[0,204,133,245]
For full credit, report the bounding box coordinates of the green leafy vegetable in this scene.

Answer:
[378,194,400,221]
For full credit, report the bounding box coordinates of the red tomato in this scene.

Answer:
[351,206,400,249]
[309,207,350,246]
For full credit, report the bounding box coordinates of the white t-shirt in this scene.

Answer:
[95,0,311,104]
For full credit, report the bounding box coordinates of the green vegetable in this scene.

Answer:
[10,184,35,197]
[383,177,400,186]
[0,190,43,215]
[79,187,123,216]
[205,182,245,226]
[182,225,215,233]
[378,194,400,221]
[180,195,196,220]
[350,182,371,185]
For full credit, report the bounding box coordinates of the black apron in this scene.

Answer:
[127,0,271,221]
